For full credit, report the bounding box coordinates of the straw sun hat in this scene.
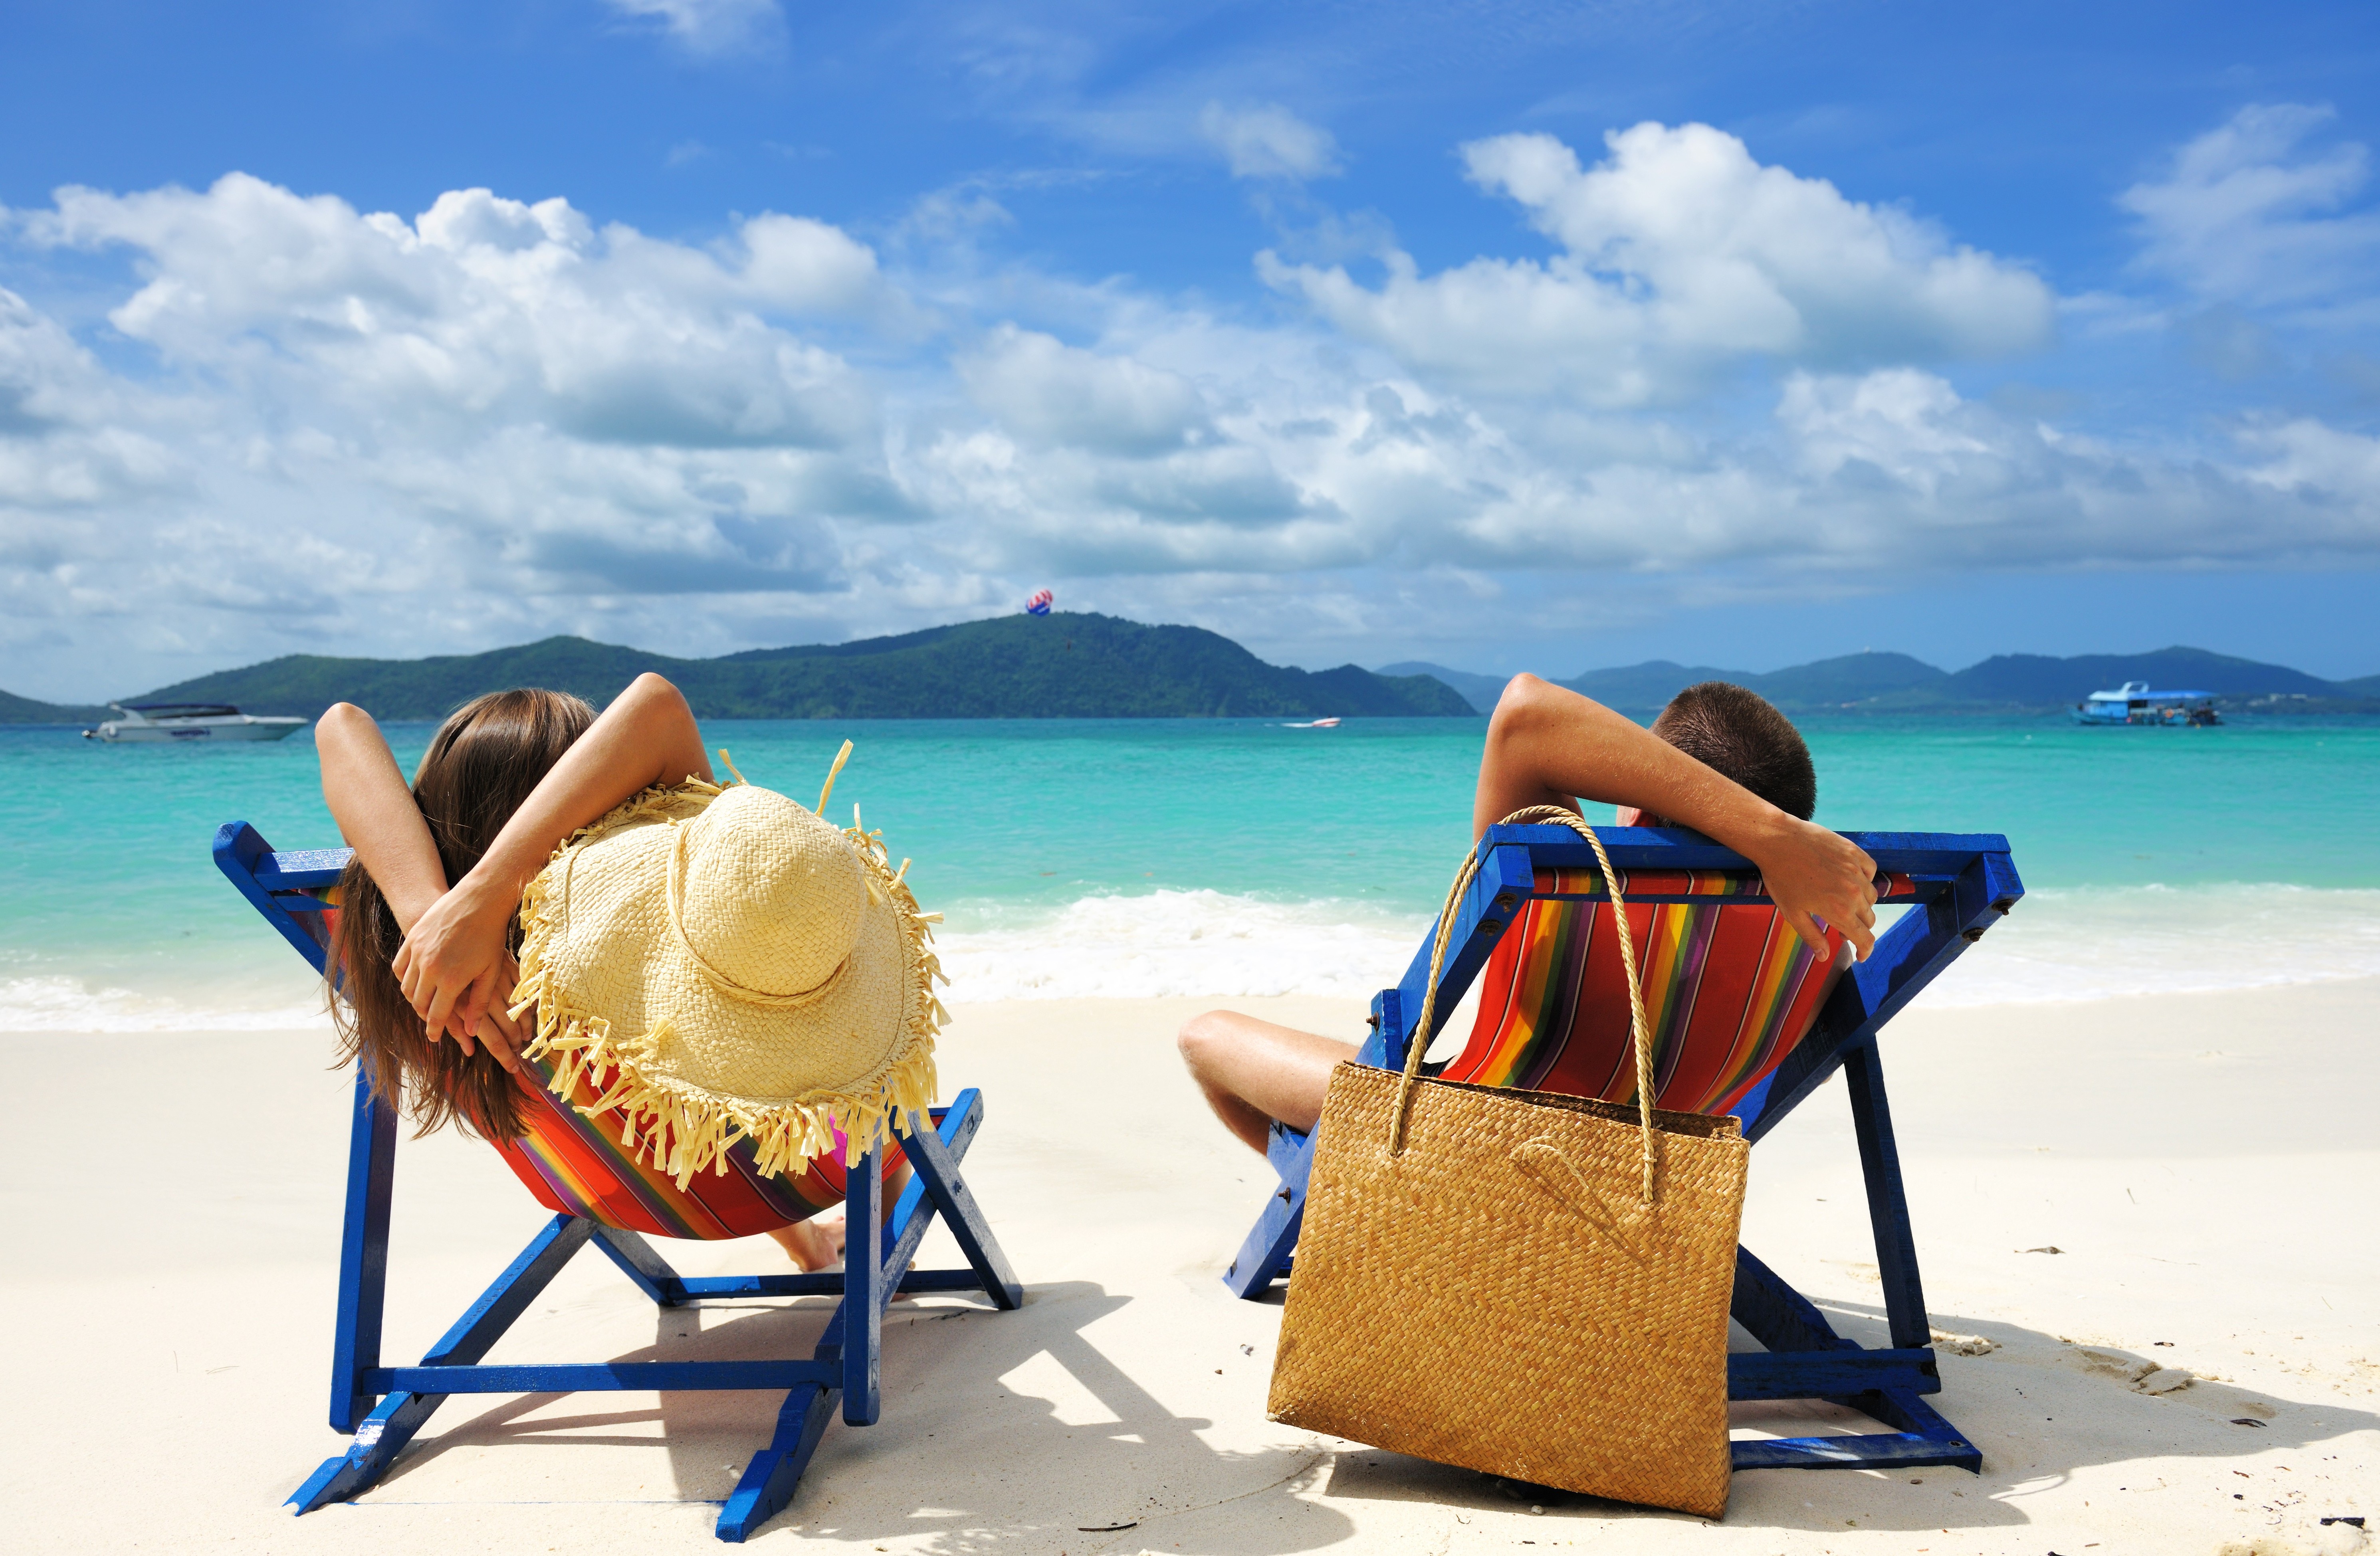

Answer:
[508,743,943,1188]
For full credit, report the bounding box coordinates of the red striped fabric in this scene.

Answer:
[1440,871,1916,1118]
[311,892,896,1239]
[488,1055,908,1240]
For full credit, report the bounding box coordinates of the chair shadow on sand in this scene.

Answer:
[351,1277,1352,1552]
[1325,1297,2378,1539]
[325,1266,2369,1549]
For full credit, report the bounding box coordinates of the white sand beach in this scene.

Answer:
[4,979,2374,1554]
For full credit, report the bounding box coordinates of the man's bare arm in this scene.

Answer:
[1473,675,1878,959]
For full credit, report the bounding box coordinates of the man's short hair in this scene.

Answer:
[1650,682,1817,821]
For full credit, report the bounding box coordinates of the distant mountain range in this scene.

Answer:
[0,613,1471,723]
[1377,646,2380,715]
[8,621,2373,726]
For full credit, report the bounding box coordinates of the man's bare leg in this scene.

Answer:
[1177,1010,1359,1153]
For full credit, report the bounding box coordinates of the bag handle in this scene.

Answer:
[1388,806,1660,1203]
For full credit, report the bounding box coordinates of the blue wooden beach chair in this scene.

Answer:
[216,820,1023,1541]
[1225,825,2022,1477]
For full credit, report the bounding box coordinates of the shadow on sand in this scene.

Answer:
[1326,1295,2376,1541]
[349,1271,2370,1550]
[368,1277,1348,1552]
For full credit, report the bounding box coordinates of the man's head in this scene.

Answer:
[1650,681,1817,821]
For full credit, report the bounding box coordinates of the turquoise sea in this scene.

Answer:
[5,712,2377,1029]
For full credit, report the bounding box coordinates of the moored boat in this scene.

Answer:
[2071,682,2221,727]
[83,702,306,742]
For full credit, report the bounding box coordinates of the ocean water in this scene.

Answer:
[4,712,2376,1031]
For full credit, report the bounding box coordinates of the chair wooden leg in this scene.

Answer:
[901,1093,1023,1309]
[717,1384,838,1542]
[291,1101,1019,1537]
[1724,1048,1981,1475]
[1845,1042,1933,1351]
[591,1223,689,1307]
[1223,1120,1312,1299]
[328,1071,396,1432]
[291,1215,594,1512]
[842,1142,882,1427]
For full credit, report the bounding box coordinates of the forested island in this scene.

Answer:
[7,616,2374,724]
[5,612,1470,722]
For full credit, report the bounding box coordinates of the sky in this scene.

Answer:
[4,0,2379,701]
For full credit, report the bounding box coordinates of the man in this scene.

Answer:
[1176,673,1878,1152]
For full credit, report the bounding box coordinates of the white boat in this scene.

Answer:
[83,702,306,743]
[1284,716,1342,729]
[2071,682,2221,727]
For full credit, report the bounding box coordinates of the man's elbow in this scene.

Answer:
[1489,673,1563,737]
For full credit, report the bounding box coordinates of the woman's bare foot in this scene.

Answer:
[767,1213,845,1272]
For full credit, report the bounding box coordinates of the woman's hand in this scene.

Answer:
[393,879,519,1057]
[1752,817,1880,962]
[456,953,531,1073]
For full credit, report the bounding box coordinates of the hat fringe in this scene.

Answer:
[509,778,946,1189]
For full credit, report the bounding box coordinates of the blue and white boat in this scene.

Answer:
[2071,681,2221,727]
[83,702,306,742]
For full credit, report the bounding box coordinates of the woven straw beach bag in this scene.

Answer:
[1267,808,1749,1519]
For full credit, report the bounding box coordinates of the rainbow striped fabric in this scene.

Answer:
[309,890,899,1240]
[488,1053,908,1240]
[1439,868,1918,1119]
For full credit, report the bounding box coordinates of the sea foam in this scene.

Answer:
[0,974,331,1033]
[7,882,2375,1030]
[932,881,2380,1007]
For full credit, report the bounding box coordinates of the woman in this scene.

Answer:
[318,672,911,1270]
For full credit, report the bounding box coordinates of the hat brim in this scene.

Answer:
[511,781,942,1186]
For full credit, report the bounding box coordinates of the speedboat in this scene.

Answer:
[1284,716,1342,729]
[2071,682,2221,727]
[83,702,306,742]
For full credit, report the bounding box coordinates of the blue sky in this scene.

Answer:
[4,0,2379,699]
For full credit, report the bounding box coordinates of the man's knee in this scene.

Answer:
[1176,1010,1232,1076]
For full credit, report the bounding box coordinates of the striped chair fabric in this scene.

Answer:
[1442,868,1920,1118]
[310,889,896,1239]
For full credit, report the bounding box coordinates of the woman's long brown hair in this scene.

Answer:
[329,688,596,1140]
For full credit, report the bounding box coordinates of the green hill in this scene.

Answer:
[1402,646,2378,714]
[1560,654,1945,712]
[120,613,1474,721]
[1936,646,2343,706]
[1560,661,1747,710]
[0,689,111,725]
[1374,660,1508,714]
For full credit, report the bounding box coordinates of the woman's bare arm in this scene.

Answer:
[393,673,714,1041]
[317,702,448,931]
[316,702,527,1067]
[1473,674,1878,960]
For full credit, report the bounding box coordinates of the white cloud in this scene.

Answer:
[2241,416,2380,497]
[603,0,784,56]
[957,326,1211,454]
[2120,104,2380,308]
[1,148,2375,699]
[26,176,890,449]
[1199,103,1342,181]
[0,287,181,512]
[1263,122,2055,404]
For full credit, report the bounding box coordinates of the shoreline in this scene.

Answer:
[4,980,2375,1552]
